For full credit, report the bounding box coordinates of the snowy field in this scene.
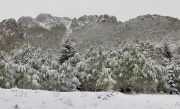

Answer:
[0,88,180,109]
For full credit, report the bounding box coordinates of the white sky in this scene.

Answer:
[0,0,180,22]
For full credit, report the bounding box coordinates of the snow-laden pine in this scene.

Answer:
[0,41,179,94]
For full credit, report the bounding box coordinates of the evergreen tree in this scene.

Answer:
[59,60,80,91]
[77,48,106,91]
[0,51,13,88]
[96,50,117,91]
[114,42,166,93]
[162,43,173,60]
[166,56,180,94]
[59,40,76,64]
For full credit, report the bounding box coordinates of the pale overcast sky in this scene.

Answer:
[0,0,180,22]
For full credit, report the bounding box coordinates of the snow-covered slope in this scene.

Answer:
[0,88,180,109]
[68,14,180,52]
[1,14,180,53]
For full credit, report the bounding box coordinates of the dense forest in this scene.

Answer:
[0,40,179,94]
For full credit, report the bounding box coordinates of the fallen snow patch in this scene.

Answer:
[0,88,180,109]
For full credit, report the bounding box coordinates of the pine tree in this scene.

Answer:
[114,42,166,93]
[162,43,173,60]
[59,60,80,91]
[166,56,180,94]
[96,50,117,91]
[77,48,106,91]
[0,51,13,88]
[59,40,76,64]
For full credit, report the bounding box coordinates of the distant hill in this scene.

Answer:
[1,14,180,53]
[69,14,180,53]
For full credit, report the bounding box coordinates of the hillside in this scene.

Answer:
[1,14,180,53]
[68,14,180,52]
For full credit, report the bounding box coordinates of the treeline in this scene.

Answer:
[0,40,180,94]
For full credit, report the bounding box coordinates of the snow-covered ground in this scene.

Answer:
[0,88,180,109]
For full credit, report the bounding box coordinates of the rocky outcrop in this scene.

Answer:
[0,18,23,37]
[110,16,118,23]
[97,14,118,23]
[77,14,118,23]
[78,15,98,22]
[71,18,80,28]
[71,14,118,29]
[35,13,54,22]
[17,14,119,30]
[17,16,39,28]
[18,13,71,30]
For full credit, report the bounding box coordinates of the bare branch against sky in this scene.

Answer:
[0,0,179,21]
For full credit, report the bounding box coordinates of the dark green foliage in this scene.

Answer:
[59,40,76,64]
[162,43,173,60]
